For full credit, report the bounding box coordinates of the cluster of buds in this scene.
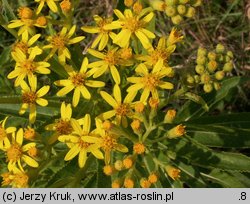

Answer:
[150,0,202,24]
[186,44,234,93]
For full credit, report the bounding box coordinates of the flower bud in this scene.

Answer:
[227,51,233,59]
[150,0,166,11]
[124,0,134,7]
[102,120,113,131]
[124,178,134,188]
[27,146,38,158]
[167,124,186,138]
[191,0,202,7]
[133,143,146,154]
[140,178,151,188]
[197,47,207,56]
[148,173,158,183]
[185,6,196,18]
[114,160,124,171]
[164,109,176,123]
[223,61,233,72]
[165,6,177,17]
[24,127,36,140]
[179,0,190,3]
[149,97,159,109]
[165,165,181,180]
[186,75,195,85]
[196,56,206,65]
[213,82,221,91]
[216,43,225,54]
[131,119,141,131]
[18,7,33,19]
[133,1,143,14]
[36,16,47,27]
[203,83,213,93]
[215,71,225,80]
[103,165,115,176]
[194,75,200,83]
[112,179,121,188]
[200,73,210,84]
[123,156,134,169]
[135,102,145,113]
[195,65,205,74]
[177,5,187,15]
[60,0,72,13]
[207,60,218,73]
[171,15,184,25]
[207,52,216,61]
[165,0,179,6]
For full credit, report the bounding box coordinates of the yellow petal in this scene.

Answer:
[114,143,128,153]
[29,104,36,124]
[113,84,121,103]
[82,114,91,133]
[99,110,116,120]
[88,49,105,59]
[140,89,150,102]
[110,65,120,84]
[80,86,91,100]
[80,57,88,73]
[56,85,74,96]
[90,148,104,159]
[68,36,85,44]
[113,29,131,47]
[73,88,81,107]
[16,128,23,146]
[65,145,80,161]
[91,33,103,49]
[58,135,79,143]
[124,91,137,103]
[85,80,105,88]
[36,86,50,97]
[47,0,58,12]
[22,143,36,152]
[98,33,108,50]
[22,155,39,167]
[36,98,48,106]
[135,63,148,75]
[70,118,82,135]
[78,150,87,168]
[159,82,174,89]
[81,26,99,33]
[100,91,117,107]
[135,30,152,50]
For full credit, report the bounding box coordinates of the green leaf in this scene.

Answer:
[187,124,250,148]
[1,0,16,21]
[175,76,249,122]
[184,92,209,112]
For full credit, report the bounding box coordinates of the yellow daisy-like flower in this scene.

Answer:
[45,102,73,144]
[58,116,104,168]
[3,128,39,171]
[81,15,115,51]
[20,76,50,124]
[87,48,132,84]
[99,84,136,127]
[1,167,29,188]
[84,118,129,164]
[127,60,174,102]
[12,34,41,55]
[167,27,184,47]
[136,36,176,66]
[0,117,16,150]
[54,57,105,107]
[104,8,155,49]
[35,0,59,14]
[43,25,85,63]
[8,48,50,87]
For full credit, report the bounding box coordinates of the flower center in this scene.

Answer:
[7,144,22,162]
[18,7,33,19]
[60,0,72,13]
[36,16,47,26]
[118,48,132,60]
[0,127,7,141]
[24,128,36,140]
[102,135,117,151]
[70,73,85,87]
[13,172,29,188]
[13,42,29,54]
[22,60,36,73]
[78,139,91,149]
[51,35,67,49]
[55,119,73,135]
[98,18,112,33]
[123,17,142,33]
[22,92,37,104]
[104,51,117,65]
[142,74,159,90]
[115,103,130,116]
[150,49,169,65]
[27,146,38,157]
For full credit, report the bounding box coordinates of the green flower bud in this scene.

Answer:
[194,75,200,83]
[215,71,225,80]
[186,75,195,84]
[195,65,205,74]
[213,82,221,91]
[185,6,196,17]
[223,61,233,72]
[171,15,184,24]
[216,43,225,54]
[114,160,124,171]
[177,5,187,15]
[203,83,213,93]
[227,51,233,58]
[179,0,190,3]
[196,56,206,65]
[197,47,207,56]
[217,54,224,62]
[207,60,218,73]
[225,55,231,62]
[191,0,202,7]
[165,0,179,6]
[201,73,211,84]
[208,51,216,61]
[150,0,166,11]
[165,6,177,17]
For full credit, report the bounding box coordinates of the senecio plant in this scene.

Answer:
[0,0,249,188]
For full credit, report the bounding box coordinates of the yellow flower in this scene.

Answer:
[99,84,136,127]
[58,116,104,168]
[12,34,41,55]
[0,117,16,150]
[81,15,115,51]
[54,58,105,107]
[136,36,176,66]
[127,60,174,102]
[23,126,37,140]
[104,8,155,49]
[167,124,186,138]
[3,128,39,171]
[8,48,50,87]
[87,48,124,84]
[35,0,59,14]
[84,118,129,164]
[1,167,29,188]
[44,25,85,63]
[45,102,74,144]
[167,27,183,46]
[19,76,50,124]
[165,165,181,180]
